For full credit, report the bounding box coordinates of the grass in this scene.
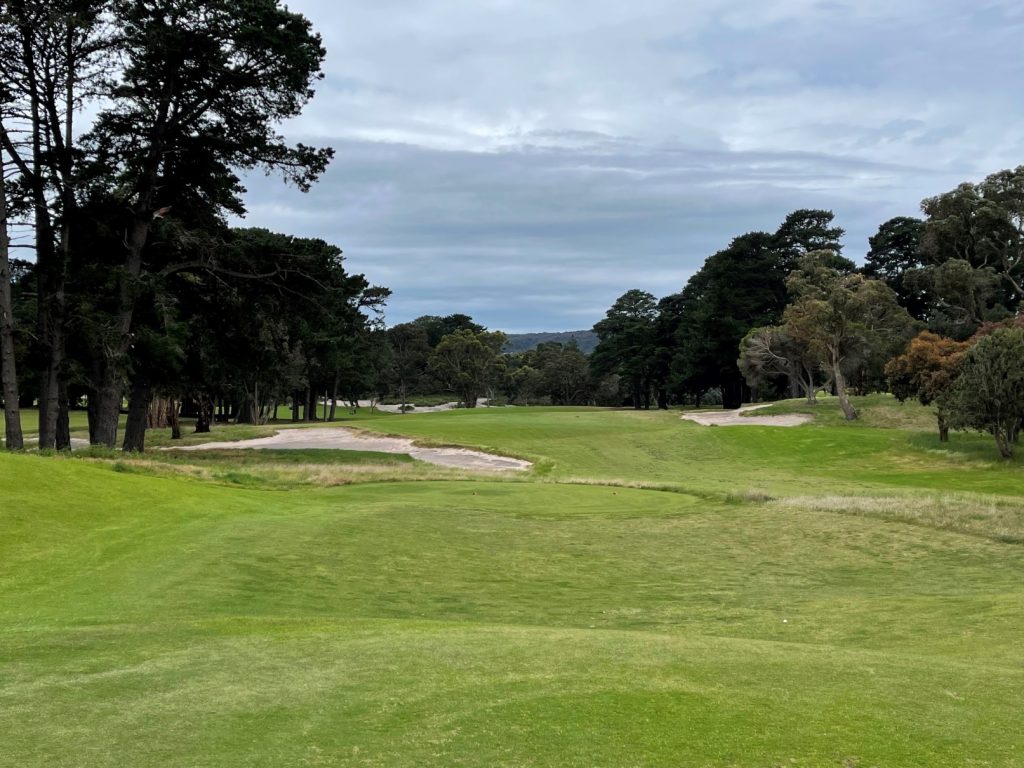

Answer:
[1,396,1023,766]
[7,407,99,438]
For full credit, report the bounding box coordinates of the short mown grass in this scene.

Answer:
[1,396,1022,766]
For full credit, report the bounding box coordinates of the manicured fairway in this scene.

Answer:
[1,398,1022,766]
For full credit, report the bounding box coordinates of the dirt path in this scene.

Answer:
[172,427,532,471]
[680,403,811,427]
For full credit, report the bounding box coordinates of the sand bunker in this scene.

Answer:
[680,403,812,427]
[173,427,532,471]
[354,398,489,414]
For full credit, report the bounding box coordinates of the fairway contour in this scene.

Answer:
[3,399,1023,767]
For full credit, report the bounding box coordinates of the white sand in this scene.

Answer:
[172,426,532,471]
[680,403,811,427]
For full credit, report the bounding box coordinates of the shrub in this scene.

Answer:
[946,328,1024,457]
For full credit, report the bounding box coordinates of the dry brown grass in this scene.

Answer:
[777,493,1024,543]
[90,457,501,489]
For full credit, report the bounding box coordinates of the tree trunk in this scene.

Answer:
[56,380,71,450]
[831,350,857,421]
[147,396,172,428]
[788,373,800,399]
[0,163,23,450]
[291,390,300,422]
[169,398,181,440]
[92,372,123,448]
[994,426,1014,459]
[937,408,949,443]
[329,371,340,421]
[194,394,212,433]
[304,384,313,421]
[721,377,743,410]
[236,394,255,424]
[797,367,817,405]
[122,380,152,453]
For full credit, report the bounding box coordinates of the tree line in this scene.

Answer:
[0,0,395,453]
[590,168,1024,456]
[2,2,1021,457]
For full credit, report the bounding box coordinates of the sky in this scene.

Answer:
[239,0,1024,333]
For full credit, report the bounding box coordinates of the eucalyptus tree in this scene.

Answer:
[429,329,506,408]
[913,168,1024,336]
[784,252,917,421]
[738,325,819,404]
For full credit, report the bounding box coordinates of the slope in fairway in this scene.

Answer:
[1,402,1023,766]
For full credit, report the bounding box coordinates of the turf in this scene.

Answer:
[1,397,1022,766]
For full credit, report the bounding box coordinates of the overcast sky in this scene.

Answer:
[240,0,1024,332]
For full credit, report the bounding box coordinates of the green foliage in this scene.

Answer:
[411,314,484,348]
[863,216,928,318]
[505,341,592,405]
[914,167,1024,335]
[771,207,846,266]
[428,328,507,408]
[592,289,660,408]
[670,212,842,408]
[784,252,918,419]
[386,323,431,409]
[946,328,1024,457]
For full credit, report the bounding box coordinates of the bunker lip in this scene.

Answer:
[680,403,812,427]
[168,426,533,472]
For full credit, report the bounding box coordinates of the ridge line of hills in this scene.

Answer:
[502,330,599,355]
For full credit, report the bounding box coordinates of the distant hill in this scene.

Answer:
[503,330,599,355]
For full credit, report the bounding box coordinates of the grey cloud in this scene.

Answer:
[234,0,1024,331]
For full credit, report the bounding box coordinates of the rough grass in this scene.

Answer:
[2,396,1023,766]
[91,448,480,489]
[749,393,941,431]
[779,493,1024,544]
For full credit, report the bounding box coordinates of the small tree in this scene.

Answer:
[946,328,1024,458]
[428,329,506,408]
[885,331,969,441]
[507,365,543,405]
[387,323,430,413]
